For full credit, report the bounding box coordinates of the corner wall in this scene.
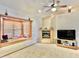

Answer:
[32,18,40,42]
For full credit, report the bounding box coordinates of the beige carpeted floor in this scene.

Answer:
[3,43,79,58]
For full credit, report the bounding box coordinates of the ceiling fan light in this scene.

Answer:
[51,8,57,12]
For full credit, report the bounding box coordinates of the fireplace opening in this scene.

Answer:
[42,30,50,38]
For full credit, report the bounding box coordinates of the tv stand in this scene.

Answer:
[57,39,78,50]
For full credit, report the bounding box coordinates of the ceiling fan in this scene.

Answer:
[43,0,67,12]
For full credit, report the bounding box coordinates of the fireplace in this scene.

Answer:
[42,30,50,38]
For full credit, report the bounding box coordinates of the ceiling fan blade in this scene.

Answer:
[43,6,50,7]
[59,5,67,8]
[46,8,52,12]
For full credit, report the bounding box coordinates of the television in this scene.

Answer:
[57,30,75,40]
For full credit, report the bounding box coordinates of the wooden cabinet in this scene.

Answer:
[57,39,78,50]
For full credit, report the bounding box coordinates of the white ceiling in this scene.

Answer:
[0,0,79,17]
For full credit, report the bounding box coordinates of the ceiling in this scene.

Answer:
[0,0,79,18]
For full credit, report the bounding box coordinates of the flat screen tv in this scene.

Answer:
[57,30,75,40]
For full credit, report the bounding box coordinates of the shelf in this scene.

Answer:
[57,44,78,50]
[57,39,78,50]
[57,39,76,41]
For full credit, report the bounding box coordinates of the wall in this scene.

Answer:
[42,17,51,29]
[55,12,79,46]
[41,15,57,43]
[32,17,41,42]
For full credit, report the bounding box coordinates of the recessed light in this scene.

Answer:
[38,10,42,13]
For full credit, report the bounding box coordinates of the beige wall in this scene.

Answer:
[55,12,79,46]
[41,15,56,43]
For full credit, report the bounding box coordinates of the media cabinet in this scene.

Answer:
[57,39,78,50]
